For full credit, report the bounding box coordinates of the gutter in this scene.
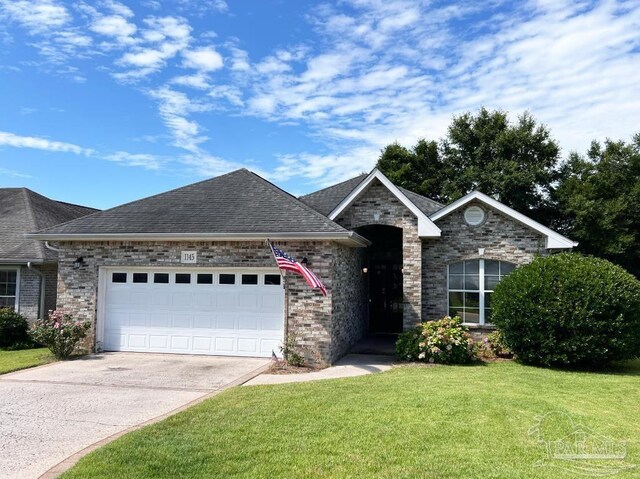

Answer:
[26,231,371,247]
[27,262,46,320]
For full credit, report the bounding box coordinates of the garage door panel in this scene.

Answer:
[102,268,284,357]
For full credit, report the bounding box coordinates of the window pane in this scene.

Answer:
[241,274,258,285]
[6,271,17,283]
[449,308,464,319]
[449,291,464,308]
[0,284,6,295]
[464,274,479,290]
[0,297,15,308]
[485,260,500,275]
[465,308,480,323]
[501,262,516,275]
[485,275,500,290]
[465,292,480,308]
[448,274,464,289]
[133,273,148,283]
[175,273,191,284]
[449,261,464,274]
[154,273,169,284]
[112,272,127,283]
[219,274,235,285]
[464,260,479,274]
[265,274,281,285]
[197,273,213,284]
[485,292,493,309]
[0,271,6,282]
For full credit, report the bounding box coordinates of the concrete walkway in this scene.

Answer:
[244,354,395,386]
[0,353,268,479]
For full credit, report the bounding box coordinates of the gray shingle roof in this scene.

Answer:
[0,188,98,263]
[299,174,368,216]
[299,172,444,217]
[32,169,353,238]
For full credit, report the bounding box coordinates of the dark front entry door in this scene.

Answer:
[369,261,403,333]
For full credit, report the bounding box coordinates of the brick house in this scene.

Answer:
[0,188,97,321]
[28,168,576,365]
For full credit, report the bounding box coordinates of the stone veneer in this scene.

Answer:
[335,179,422,330]
[17,263,57,321]
[55,240,366,366]
[422,201,548,335]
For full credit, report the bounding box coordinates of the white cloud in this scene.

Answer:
[105,151,163,169]
[0,0,70,33]
[0,167,31,178]
[171,72,210,90]
[90,15,137,41]
[0,131,93,155]
[182,46,223,71]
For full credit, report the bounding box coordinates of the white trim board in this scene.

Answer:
[429,191,578,249]
[328,169,441,237]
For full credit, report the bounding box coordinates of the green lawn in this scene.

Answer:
[63,360,640,479]
[0,347,54,375]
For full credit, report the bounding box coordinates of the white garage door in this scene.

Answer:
[100,268,284,357]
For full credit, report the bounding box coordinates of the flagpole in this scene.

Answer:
[266,239,288,358]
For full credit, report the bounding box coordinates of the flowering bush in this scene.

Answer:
[486,330,513,358]
[30,310,91,359]
[395,316,475,364]
[0,308,30,349]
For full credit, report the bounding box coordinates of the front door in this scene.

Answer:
[369,261,403,333]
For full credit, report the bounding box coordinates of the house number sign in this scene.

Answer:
[181,251,197,263]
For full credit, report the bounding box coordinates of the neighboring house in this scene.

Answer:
[0,188,98,320]
[28,168,576,364]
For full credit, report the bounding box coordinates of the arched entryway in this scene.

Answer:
[355,224,404,334]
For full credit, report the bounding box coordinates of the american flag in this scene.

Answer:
[268,241,327,296]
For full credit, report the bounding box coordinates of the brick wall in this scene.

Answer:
[18,266,41,321]
[54,240,362,365]
[335,179,422,329]
[422,201,548,320]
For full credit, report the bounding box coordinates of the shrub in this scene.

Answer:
[491,253,640,367]
[30,310,91,359]
[0,308,30,349]
[280,334,305,367]
[486,330,513,358]
[395,316,475,364]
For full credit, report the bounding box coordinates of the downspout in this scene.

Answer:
[27,262,46,320]
[44,241,62,252]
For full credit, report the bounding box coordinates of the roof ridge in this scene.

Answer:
[244,170,350,232]
[21,188,46,260]
[399,186,444,208]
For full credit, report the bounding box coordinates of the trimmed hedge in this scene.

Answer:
[0,308,30,349]
[491,253,640,367]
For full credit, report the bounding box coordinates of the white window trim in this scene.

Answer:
[447,259,511,326]
[0,266,20,312]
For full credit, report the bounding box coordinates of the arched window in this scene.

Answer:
[448,259,515,325]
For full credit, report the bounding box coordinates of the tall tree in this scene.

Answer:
[555,134,640,277]
[377,108,562,222]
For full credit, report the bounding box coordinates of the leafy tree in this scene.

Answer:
[377,108,562,222]
[555,135,640,277]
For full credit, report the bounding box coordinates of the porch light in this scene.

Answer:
[73,257,85,270]
[373,212,381,221]
[362,266,369,274]
[301,257,309,265]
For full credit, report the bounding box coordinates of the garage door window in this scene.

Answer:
[175,273,191,284]
[112,272,127,283]
[197,273,213,284]
[242,274,258,285]
[219,274,235,285]
[133,273,148,283]
[154,273,169,284]
[265,274,281,285]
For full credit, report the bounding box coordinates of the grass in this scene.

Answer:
[63,360,640,479]
[0,347,55,375]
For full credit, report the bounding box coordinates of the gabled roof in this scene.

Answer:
[327,169,442,237]
[0,188,99,263]
[300,173,444,217]
[29,169,369,247]
[429,191,578,249]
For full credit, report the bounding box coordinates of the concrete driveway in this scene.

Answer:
[0,353,269,479]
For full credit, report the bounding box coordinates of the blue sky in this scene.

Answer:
[0,0,639,209]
